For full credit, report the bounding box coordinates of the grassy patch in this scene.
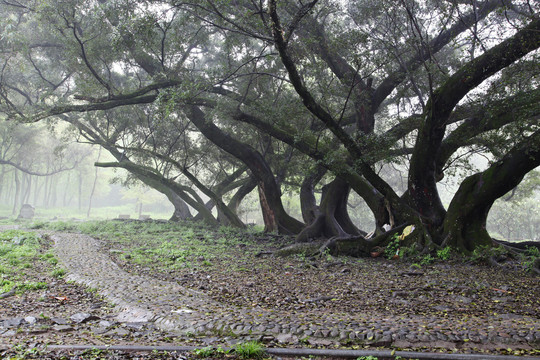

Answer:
[234,341,265,359]
[51,267,66,278]
[64,220,269,272]
[193,345,230,358]
[0,230,53,295]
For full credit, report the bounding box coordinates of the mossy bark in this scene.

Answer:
[443,130,540,252]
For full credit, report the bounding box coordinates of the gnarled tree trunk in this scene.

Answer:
[442,130,540,252]
[186,105,304,234]
[297,177,365,242]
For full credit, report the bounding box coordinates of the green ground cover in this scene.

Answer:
[0,229,62,295]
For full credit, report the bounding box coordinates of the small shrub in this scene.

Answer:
[0,279,14,293]
[0,264,9,274]
[436,246,452,260]
[522,246,540,273]
[49,221,78,232]
[193,346,229,358]
[0,244,10,256]
[9,344,45,359]
[384,234,400,259]
[322,247,333,261]
[8,258,21,266]
[400,245,418,258]
[28,221,48,229]
[471,245,508,264]
[0,230,40,247]
[295,252,307,262]
[18,281,48,292]
[193,346,215,358]
[42,252,55,259]
[525,246,540,258]
[420,254,435,265]
[80,347,109,359]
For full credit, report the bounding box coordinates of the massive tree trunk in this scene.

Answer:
[185,105,304,234]
[300,166,326,224]
[442,130,540,252]
[408,18,540,236]
[297,177,365,242]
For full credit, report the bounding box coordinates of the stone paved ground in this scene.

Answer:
[51,231,540,352]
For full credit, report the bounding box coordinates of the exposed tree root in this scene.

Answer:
[488,255,505,268]
[272,242,323,257]
[318,224,411,257]
[0,289,16,299]
[494,239,540,252]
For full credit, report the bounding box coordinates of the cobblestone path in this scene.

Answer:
[52,232,540,349]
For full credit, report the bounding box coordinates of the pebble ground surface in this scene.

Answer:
[0,227,540,356]
[49,231,540,353]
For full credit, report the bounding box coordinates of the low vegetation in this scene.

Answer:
[0,230,65,296]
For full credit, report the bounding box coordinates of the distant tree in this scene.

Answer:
[0,122,87,213]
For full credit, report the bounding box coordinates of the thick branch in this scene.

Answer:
[409,17,540,223]
[430,18,540,123]
[269,0,405,214]
[438,89,540,171]
[23,95,157,122]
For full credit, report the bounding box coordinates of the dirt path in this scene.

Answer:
[50,231,540,351]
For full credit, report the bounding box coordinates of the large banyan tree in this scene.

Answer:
[0,0,538,254]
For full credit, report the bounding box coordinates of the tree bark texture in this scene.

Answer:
[443,130,540,252]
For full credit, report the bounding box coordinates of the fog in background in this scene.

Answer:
[0,123,537,241]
